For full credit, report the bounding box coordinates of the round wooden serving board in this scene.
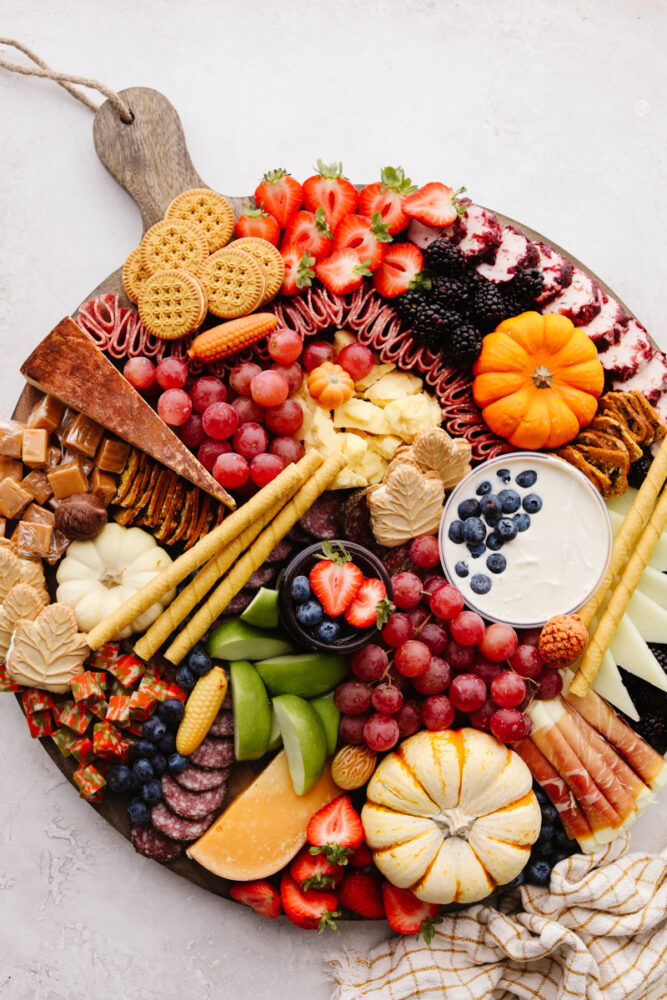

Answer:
[10,86,651,901]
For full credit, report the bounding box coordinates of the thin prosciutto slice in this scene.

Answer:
[514,738,596,849]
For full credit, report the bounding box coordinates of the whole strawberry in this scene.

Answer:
[280,871,340,932]
[338,870,385,919]
[234,205,280,245]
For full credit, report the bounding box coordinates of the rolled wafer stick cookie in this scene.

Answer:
[165,451,347,664]
[134,496,288,661]
[86,451,324,649]
[578,436,667,629]
[570,486,667,696]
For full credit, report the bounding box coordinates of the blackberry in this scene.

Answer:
[628,450,654,490]
[432,275,475,312]
[502,267,545,314]
[620,662,667,753]
[392,288,428,324]
[423,239,466,276]
[444,320,482,367]
[471,280,508,329]
[412,303,461,348]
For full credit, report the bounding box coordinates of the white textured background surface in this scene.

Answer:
[0,2,666,996]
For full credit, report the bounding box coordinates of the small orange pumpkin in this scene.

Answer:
[307,361,355,409]
[472,311,604,450]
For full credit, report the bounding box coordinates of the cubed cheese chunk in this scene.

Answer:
[303,407,340,454]
[366,434,404,460]
[332,399,392,435]
[338,432,368,465]
[364,371,423,406]
[357,450,387,485]
[355,362,396,392]
[292,384,320,440]
[384,394,443,442]
[331,466,369,489]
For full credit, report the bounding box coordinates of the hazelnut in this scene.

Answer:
[54,492,107,540]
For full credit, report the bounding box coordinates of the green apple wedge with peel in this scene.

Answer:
[240,588,280,630]
[267,705,283,752]
[230,660,272,761]
[272,694,327,795]
[309,691,340,756]
[254,652,347,697]
[207,619,293,661]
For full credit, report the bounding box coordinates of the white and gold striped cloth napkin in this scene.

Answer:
[327,835,667,1000]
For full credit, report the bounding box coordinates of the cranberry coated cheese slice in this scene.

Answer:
[579,293,627,349]
[476,226,538,283]
[406,201,501,262]
[533,242,574,303]
[612,349,667,403]
[542,266,602,326]
[599,318,653,381]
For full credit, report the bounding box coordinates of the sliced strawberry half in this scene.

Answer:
[403,182,466,228]
[254,168,302,229]
[289,845,343,891]
[344,577,388,628]
[307,793,364,865]
[315,249,372,296]
[280,871,340,932]
[358,166,417,234]
[309,541,363,616]
[302,160,358,232]
[229,879,282,918]
[281,207,333,261]
[234,205,280,245]
[372,242,429,298]
[381,883,442,942]
[332,212,392,272]
[281,245,316,296]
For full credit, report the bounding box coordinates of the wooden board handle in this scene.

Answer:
[93,87,206,232]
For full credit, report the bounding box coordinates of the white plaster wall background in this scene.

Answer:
[0,1,666,996]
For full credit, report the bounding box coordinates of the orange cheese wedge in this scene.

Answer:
[187,751,341,880]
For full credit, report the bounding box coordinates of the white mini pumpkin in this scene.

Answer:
[56,522,176,638]
[361,728,541,904]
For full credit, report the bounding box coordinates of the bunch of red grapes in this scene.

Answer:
[334,534,564,753]
[124,336,376,495]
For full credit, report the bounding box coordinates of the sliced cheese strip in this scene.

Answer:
[626,589,667,644]
[607,509,624,537]
[649,533,667,571]
[636,566,667,607]
[591,650,639,721]
[609,615,667,692]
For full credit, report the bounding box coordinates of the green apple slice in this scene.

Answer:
[267,705,283,752]
[272,694,327,795]
[240,588,280,630]
[207,620,293,661]
[309,691,340,757]
[255,652,347,697]
[230,660,272,761]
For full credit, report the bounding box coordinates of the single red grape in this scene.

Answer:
[213,452,249,489]
[409,535,441,570]
[449,673,487,712]
[444,637,476,672]
[394,640,431,677]
[124,356,156,390]
[405,606,429,631]
[395,699,422,738]
[419,623,448,655]
[421,695,455,731]
[339,712,371,744]
[363,713,400,752]
[233,422,268,460]
[302,340,335,372]
[472,655,502,687]
[422,575,448,597]
[381,612,414,648]
[490,671,527,708]
[268,328,303,364]
[371,683,403,715]
[268,436,305,465]
[478,623,519,662]
[264,399,303,436]
[535,668,564,700]
[490,707,529,743]
[449,611,485,646]
[250,452,285,487]
[468,696,497,732]
[231,395,265,425]
[334,681,372,715]
[412,656,452,695]
[202,401,239,440]
[156,357,189,390]
[178,412,206,448]
[270,362,303,393]
[509,644,543,679]
[337,343,374,381]
[391,571,423,610]
[350,644,388,682]
[519,627,542,648]
[251,370,289,407]
[385,666,410,691]
[429,584,464,620]
[229,362,262,395]
[157,388,192,426]
[198,438,231,470]
[189,375,227,412]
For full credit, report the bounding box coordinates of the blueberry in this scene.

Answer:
[133,758,154,785]
[457,498,481,520]
[157,730,176,754]
[534,785,548,804]
[554,828,574,851]
[151,753,167,776]
[461,517,486,544]
[497,468,511,483]
[175,665,196,691]
[513,512,531,532]
[532,839,554,859]
[503,871,525,890]
[455,561,469,578]
[141,778,163,805]
[158,698,185,729]
[496,518,518,541]
[106,764,133,794]
[470,573,492,595]
[291,575,312,603]
[516,469,537,488]
[497,489,521,513]
[316,620,340,643]
[188,647,212,676]
[523,493,542,513]
[541,802,558,824]
[448,520,464,543]
[486,532,503,551]
[127,798,151,825]
[296,600,324,627]
[480,494,502,524]
[142,715,167,743]
[129,739,157,761]
[553,850,574,864]
[526,859,552,886]
[168,753,188,775]
[467,543,486,559]
[486,552,506,574]
[475,480,492,496]
[538,824,555,842]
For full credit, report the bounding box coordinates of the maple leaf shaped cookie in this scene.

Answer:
[6,602,89,693]
[367,464,444,547]
[18,558,50,607]
[0,583,46,664]
[0,547,23,602]
[411,427,472,489]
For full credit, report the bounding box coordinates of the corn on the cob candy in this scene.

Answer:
[176,666,228,755]
[187,313,277,362]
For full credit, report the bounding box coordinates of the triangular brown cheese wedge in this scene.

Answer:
[21,318,234,509]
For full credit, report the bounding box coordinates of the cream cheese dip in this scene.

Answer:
[439,453,612,629]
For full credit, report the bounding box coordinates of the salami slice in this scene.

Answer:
[161,774,227,820]
[299,491,342,539]
[341,489,374,547]
[189,736,234,770]
[151,801,216,842]
[246,566,276,589]
[173,764,229,792]
[219,590,253,618]
[208,711,234,738]
[265,539,294,564]
[130,823,184,861]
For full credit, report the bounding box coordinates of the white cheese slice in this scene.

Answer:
[609,615,667,692]
[591,650,639,721]
[607,509,624,537]
[626,589,667,644]
[636,566,667,607]
[606,487,638,518]
[649,533,667,571]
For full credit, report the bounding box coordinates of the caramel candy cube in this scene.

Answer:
[22,469,53,505]
[47,445,62,468]
[22,428,49,467]
[90,469,117,506]
[47,462,88,500]
[0,421,24,459]
[62,413,104,458]
[15,520,53,558]
[0,458,24,482]
[23,503,55,527]
[27,394,65,434]
[0,477,32,518]
[62,448,95,476]
[45,527,69,565]
[96,438,130,474]
[55,407,76,441]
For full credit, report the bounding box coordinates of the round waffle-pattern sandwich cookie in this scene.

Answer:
[137,268,207,340]
[165,188,235,253]
[198,247,265,318]
[121,246,150,304]
[232,237,285,304]
[139,219,209,276]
